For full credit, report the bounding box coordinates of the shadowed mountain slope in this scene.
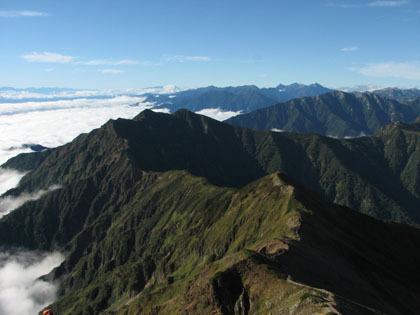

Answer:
[225,91,418,137]
[3,109,420,227]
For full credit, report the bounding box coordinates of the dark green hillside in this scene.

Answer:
[225,91,418,138]
[2,168,420,314]
[4,109,420,226]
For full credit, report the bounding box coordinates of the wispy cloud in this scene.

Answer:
[350,61,420,80]
[76,59,139,66]
[98,69,124,74]
[21,52,74,63]
[21,51,161,67]
[0,185,60,218]
[77,59,161,67]
[368,0,409,7]
[0,168,26,195]
[341,46,359,52]
[165,55,212,62]
[0,10,48,18]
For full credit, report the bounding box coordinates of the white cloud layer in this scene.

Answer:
[195,108,242,121]
[0,185,61,218]
[21,52,74,63]
[0,95,148,116]
[78,59,139,66]
[0,89,101,100]
[0,250,64,315]
[368,0,408,7]
[0,86,185,101]
[0,10,48,17]
[0,168,27,195]
[350,61,420,80]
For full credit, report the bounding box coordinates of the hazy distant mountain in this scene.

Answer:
[225,91,419,137]
[143,83,333,113]
[371,87,420,104]
[1,109,420,314]
[260,82,332,102]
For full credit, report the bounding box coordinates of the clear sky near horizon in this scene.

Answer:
[1,0,419,90]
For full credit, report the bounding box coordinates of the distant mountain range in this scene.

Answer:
[142,83,333,113]
[371,87,420,103]
[225,91,420,137]
[1,109,420,314]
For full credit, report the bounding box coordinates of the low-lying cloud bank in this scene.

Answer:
[327,131,368,139]
[0,250,64,315]
[0,185,61,218]
[0,168,26,195]
[195,107,242,121]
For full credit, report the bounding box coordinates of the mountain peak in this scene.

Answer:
[132,108,159,121]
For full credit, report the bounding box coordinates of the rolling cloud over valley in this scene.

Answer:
[0,250,64,315]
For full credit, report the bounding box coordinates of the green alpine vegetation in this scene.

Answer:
[225,91,419,137]
[6,108,419,225]
[1,109,420,314]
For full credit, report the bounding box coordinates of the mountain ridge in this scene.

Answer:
[142,83,333,113]
[3,109,420,226]
[1,109,420,313]
[225,90,419,137]
[1,168,420,314]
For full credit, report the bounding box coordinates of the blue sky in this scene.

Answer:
[1,0,419,89]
